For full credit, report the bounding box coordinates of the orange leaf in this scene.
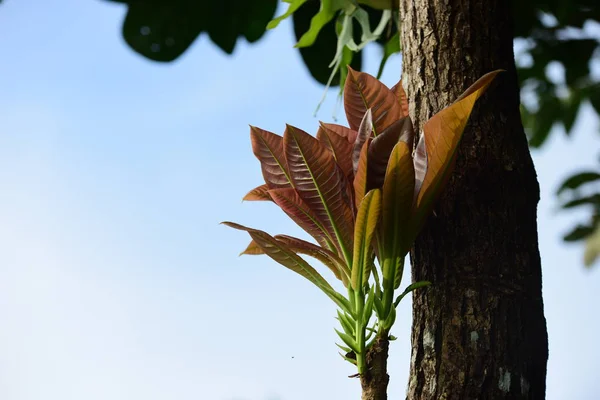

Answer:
[413,70,502,229]
[344,67,401,135]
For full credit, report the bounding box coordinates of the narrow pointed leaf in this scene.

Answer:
[274,234,350,285]
[223,222,330,286]
[367,117,414,191]
[335,329,361,355]
[391,80,409,117]
[243,184,272,201]
[269,187,335,249]
[556,171,600,195]
[267,0,307,29]
[381,142,415,288]
[351,189,381,291]
[337,310,356,335]
[344,67,401,134]
[413,70,501,233]
[250,126,291,189]
[284,125,355,261]
[339,352,358,365]
[317,122,356,179]
[382,303,396,330]
[363,286,375,322]
[393,281,432,307]
[353,109,373,173]
[353,138,371,209]
[373,292,384,318]
[336,343,352,354]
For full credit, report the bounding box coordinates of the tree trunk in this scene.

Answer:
[360,334,390,400]
[399,0,549,399]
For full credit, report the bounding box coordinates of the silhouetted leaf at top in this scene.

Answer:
[563,224,596,242]
[114,0,277,62]
[292,0,362,86]
[556,171,600,195]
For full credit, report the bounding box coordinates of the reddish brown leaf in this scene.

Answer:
[284,125,355,262]
[243,184,272,201]
[367,116,414,191]
[344,67,401,135]
[317,123,355,179]
[223,221,332,290]
[250,126,291,189]
[274,234,351,285]
[269,187,335,250]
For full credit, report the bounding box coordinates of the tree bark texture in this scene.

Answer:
[399,0,548,399]
[360,334,390,400]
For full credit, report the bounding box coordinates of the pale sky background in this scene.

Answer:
[0,1,599,400]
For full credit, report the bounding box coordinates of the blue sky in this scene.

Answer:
[0,1,599,400]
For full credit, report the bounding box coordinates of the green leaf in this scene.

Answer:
[381,302,396,330]
[335,328,361,354]
[292,1,363,86]
[376,32,400,79]
[561,194,600,209]
[295,0,348,48]
[393,281,432,307]
[336,342,352,354]
[284,125,355,262]
[563,224,595,242]
[373,291,384,318]
[267,0,307,29]
[381,142,415,288]
[363,286,375,322]
[351,189,382,290]
[337,310,356,335]
[556,171,600,195]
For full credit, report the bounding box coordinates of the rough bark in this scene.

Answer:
[361,334,390,400]
[399,0,549,399]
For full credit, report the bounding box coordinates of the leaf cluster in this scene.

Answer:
[224,68,500,374]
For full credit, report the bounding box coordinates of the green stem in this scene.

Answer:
[381,258,395,320]
[354,288,366,374]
